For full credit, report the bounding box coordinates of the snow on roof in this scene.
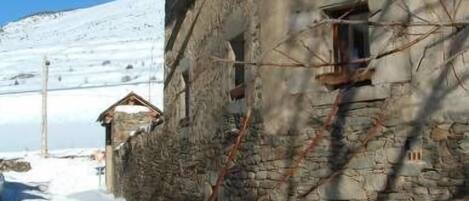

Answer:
[97,92,163,122]
[115,105,150,114]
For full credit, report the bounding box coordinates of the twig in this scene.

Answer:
[454,0,463,20]
[450,62,469,93]
[211,26,438,69]
[278,93,342,184]
[261,20,326,63]
[208,110,252,201]
[210,56,304,68]
[323,19,469,27]
[438,46,469,69]
[260,3,368,68]
[438,0,454,24]
[296,47,469,195]
[163,62,211,123]
[416,46,428,72]
[164,0,208,89]
[273,49,303,64]
[396,0,431,24]
[256,92,344,201]
[298,39,329,64]
[299,107,387,198]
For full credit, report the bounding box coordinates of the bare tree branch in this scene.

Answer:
[439,0,455,24]
[273,48,303,64]
[208,110,253,201]
[298,39,329,64]
[210,26,438,69]
[449,62,469,93]
[396,0,431,24]
[299,104,387,198]
[256,92,344,201]
[454,0,463,20]
[324,18,469,27]
[164,0,208,89]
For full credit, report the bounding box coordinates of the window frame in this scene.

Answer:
[229,33,246,100]
[179,68,191,127]
[182,69,190,118]
[319,3,373,87]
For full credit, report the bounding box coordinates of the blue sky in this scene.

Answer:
[0,0,115,26]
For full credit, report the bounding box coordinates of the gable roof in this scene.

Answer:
[97,92,163,122]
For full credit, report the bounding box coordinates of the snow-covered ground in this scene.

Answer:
[1,149,124,201]
[0,0,164,94]
[0,0,163,199]
[0,0,165,152]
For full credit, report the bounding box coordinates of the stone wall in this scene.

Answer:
[0,159,31,172]
[113,128,162,201]
[219,88,469,201]
[115,0,469,200]
[110,110,155,198]
[112,123,209,201]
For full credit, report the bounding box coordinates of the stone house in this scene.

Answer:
[97,92,162,196]
[153,0,469,200]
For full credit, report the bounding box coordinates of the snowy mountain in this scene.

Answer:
[0,0,164,93]
[0,0,165,152]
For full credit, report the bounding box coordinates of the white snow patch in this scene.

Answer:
[115,105,150,114]
[0,149,124,201]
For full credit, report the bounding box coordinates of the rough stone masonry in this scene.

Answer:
[117,0,469,200]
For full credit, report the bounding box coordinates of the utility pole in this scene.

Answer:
[41,57,50,158]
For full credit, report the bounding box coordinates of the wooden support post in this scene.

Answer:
[105,145,114,193]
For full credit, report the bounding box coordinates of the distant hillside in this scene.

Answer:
[0,0,164,94]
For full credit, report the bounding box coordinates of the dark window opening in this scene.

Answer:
[333,10,369,69]
[182,69,190,118]
[229,33,245,100]
[105,124,112,146]
[321,4,372,87]
[230,34,245,86]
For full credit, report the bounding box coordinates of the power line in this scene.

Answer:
[0,80,163,96]
[0,68,163,85]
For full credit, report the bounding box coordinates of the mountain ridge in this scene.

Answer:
[0,0,164,94]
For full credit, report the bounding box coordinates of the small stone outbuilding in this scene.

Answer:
[97,92,162,195]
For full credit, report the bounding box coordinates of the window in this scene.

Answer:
[182,69,190,118]
[319,4,372,87]
[179,68,191,127]
[229,33,245,100]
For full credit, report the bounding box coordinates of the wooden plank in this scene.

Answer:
[230,84,245,100]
